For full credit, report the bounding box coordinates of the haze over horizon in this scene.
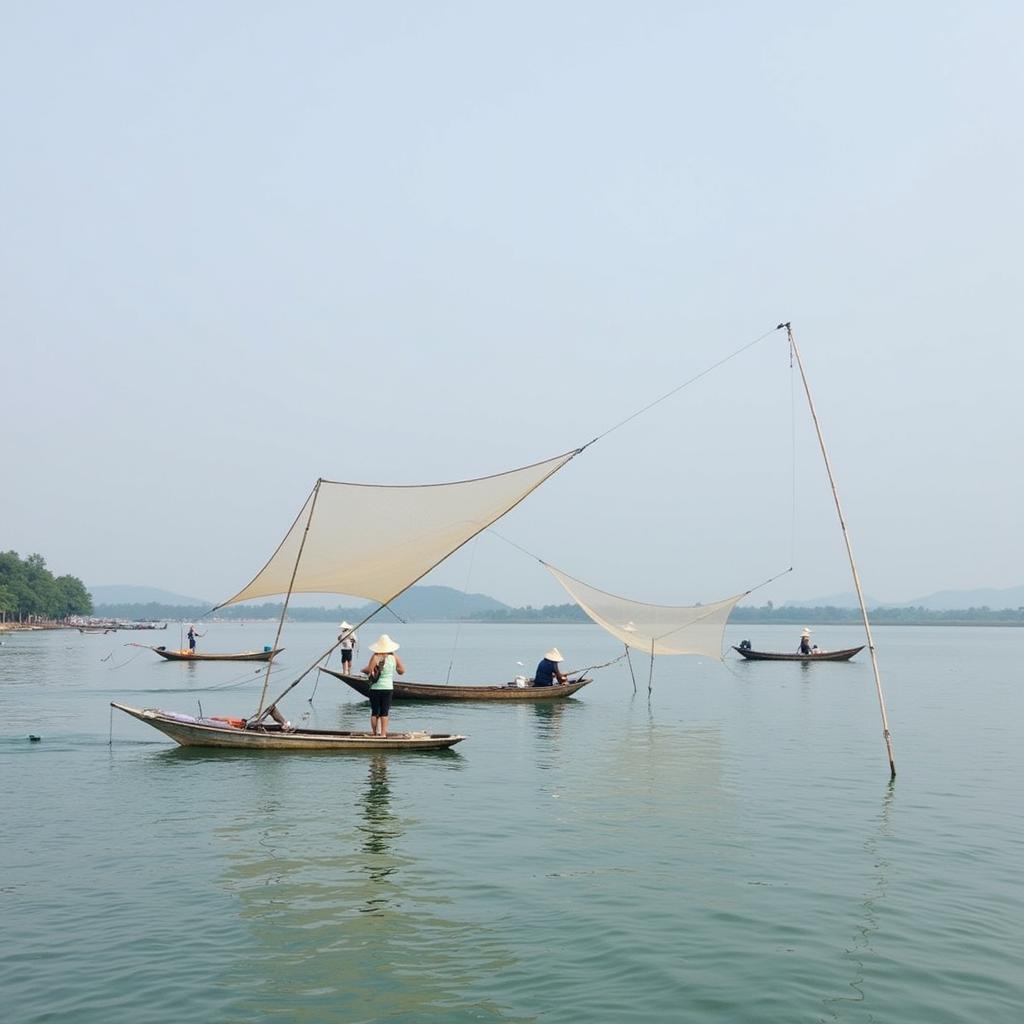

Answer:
[3,3,1021,610]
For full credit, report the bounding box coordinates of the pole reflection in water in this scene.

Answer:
[819,781,896,1021]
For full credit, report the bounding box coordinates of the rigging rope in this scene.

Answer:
[566,651,628,679]
[580,326,778,450]
[445,535,479,684]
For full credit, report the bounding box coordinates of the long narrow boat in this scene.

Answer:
[321,667,592,701]
[111,703,464,751]
[150,646,282,662]
[732,645,864,662]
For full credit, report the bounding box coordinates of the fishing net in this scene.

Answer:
[545,563,743,659]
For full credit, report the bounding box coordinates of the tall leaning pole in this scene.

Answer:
[782,323,896,779]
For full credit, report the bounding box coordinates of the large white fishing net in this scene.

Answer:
[545,563,744,659]
[217,451,579,609]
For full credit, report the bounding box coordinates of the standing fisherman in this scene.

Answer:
[362,634,405,738]
[338,621,358,673]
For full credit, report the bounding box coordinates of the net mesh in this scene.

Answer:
[218,451,579,608]
[545,563,743,659]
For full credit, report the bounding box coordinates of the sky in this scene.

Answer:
[2,1,1022,609]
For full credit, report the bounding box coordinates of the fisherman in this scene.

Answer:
[338,621,358,673]
[534,647,569,687]
[186,624,202,655]
[362,634,405,738]
[797,628,813,655]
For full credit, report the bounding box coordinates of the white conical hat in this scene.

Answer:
[801,628,811,637]
[370,634,400,654]
[544,647,564,662]
[338,621,353,630]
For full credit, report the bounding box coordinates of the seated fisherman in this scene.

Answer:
[798,628,813,655]
[534,647,569,687]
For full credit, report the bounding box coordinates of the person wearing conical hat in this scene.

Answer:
[337,621,358,673]
[798,628,813,656]
[361,634,405,738]
[534,646,568,687]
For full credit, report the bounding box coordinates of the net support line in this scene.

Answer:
[783,322,896,779]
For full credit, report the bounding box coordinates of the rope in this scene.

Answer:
[579,326,778,450]
[566,651,627,678]
[445,535,479,684]
[103,645,149,670]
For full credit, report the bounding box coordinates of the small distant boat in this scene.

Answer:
[150,646,282,662]
[79,627,116,635]
[321,667,592,701]
[732,645,864,662]
[111,703,464,751]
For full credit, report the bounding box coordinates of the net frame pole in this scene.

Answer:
[255,479,322,717]
[625,644,637,693]
[783,323,896,778]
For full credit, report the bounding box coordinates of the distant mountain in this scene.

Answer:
[380,585,508,619]
[91,584,509,622]
[898,586,1024,611]
[89,585,209,606]
[781,592,883,610]
[782,586,1024,611]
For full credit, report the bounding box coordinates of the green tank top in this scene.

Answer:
[371,654,395,691]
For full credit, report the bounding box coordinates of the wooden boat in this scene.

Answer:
[80,627,116,635]
[732,645,864,662]
[111,703,464,751]
[150,645,282,662]
[321,667,592,701]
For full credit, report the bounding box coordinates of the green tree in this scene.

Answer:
[0,583,15,622]
[53,575,93,617]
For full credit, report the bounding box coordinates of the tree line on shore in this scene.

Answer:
[0,551,93,621]
[91,598,1024,626]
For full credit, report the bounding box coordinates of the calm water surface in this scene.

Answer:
[1,622,1021,1022]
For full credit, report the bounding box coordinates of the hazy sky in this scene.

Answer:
[3,2,1021,609]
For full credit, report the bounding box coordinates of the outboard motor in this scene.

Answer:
[739,639,752,651]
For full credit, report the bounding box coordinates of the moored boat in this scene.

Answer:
[732,645,864,662]
[321,667,592,701]
[150,646,282,662]
[111,703,464,751]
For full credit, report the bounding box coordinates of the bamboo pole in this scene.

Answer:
[255,480,322,717]
[782,323,896,778]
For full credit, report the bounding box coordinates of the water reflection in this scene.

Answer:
[819,780,896,1022]
[211,755,526,1021]
[531,699,568,738]
[357,754,401,898]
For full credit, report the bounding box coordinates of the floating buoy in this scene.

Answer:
[29,735,41,742]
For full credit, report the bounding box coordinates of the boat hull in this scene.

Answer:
[111,703,464,751]
[321,668,592,701]
[732,645,864,662]
[151,647,282,662]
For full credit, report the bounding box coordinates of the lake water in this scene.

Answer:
[1,621,1021,1023]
